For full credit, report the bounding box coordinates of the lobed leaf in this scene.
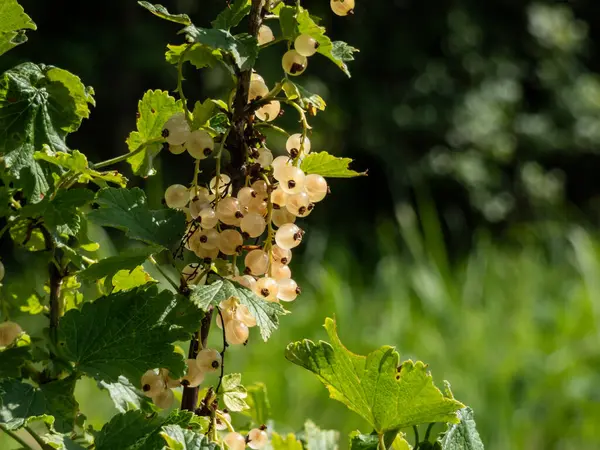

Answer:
[440,408,485,450]
[98,376,157,414]
[300,152,366,178]
[285,318,464,433]
[166,43,222,70]
[221,373,249,412]
[271,433,303,450]
[189,278,288,341]
[0,345,31,378]
[0,0,37,56]
[137,1,191,25]
[211,0,251,30]
[349,431,411,450]
[56,284,203,383]
[87,187,186,250]
[161,425,217,450]
[112,265,156,292]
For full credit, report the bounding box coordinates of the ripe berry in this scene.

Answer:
[164,184,189,209]
[271,208,297,228]
[248,428,269,449]
[257,148,274,167]
[305,174,328,202]
[282,50,308,76]
[295,34,320,57]
[257,25,275,46]
[271,262,292,280]
[271,245,292,265]
[237,187,256,207]
[275,223,303,250]
[218,229,244,255]
[168,144,186,155]
[163,112,190,145]
[216,197,243,226]
[198,229,220,250]
[286,133,311,156]
[199,208,219,229]
[225,319,249,345]
[245,249,269,276]
[249,79,269,102]
[278,166,306,195]
[330,0,355,16]
[181,359,205,387]
[152,388,174,409]
[196,348,222,372]
[286,192,311,217]
[140,370,165,398]
[254,277,279,302]
[256,101,281,122]
[277,278,299,302]
[232,275,257,291]
[224,432,247,450]
[186,130,214,160]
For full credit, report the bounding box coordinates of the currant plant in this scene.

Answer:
[0,0,484,449]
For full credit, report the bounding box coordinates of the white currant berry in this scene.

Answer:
[245,249,269,276]
[237,187,257,207]
[275,223,303,249]
[330,0,355,16]
[254,277,279,302]
[186,130,214,159]
[272,245,292,265]
[0,260,4,282]
[251,180,268,197]
[182,263,203,284]
[153,388,174,409]
[182,359,205,388]
[199,208,219,229]
[216,411,232,431]
[278,166,306,195]
[271,208,297,228]
[235,304,257,328]
[224,432,247,450]
[282,50,308,76]
[165,184,189,209]
[286,133,311,156]
[249,79,270,102]
[256,101,281,122]
[272,156,290,180]
[190,186,214,203]
[257,148,274,167]
[257,24,275,46]
[198,228,220,250]
[241,213,267,238]
[194,244,220,260]
[0,321,22,347]
[196,348,222,372]
[225,319,249,345]
[286,192,311,217]
[232,275,256,290]
[140,370,165,398]
[271,262,292,280]
[219,229,243,255]
[168,144,186,155]
[248,428,269,450]
[160,369,182,388]
[305,174,328,202]
[163,112,190,145]
[271,188,288,209]
[277,278,300,302]
[189,196,211,219]
[216,197,244,226]
[251,71,265,83]
[210,174,232,196]
[248,198,268,216]
[295,34,319,57]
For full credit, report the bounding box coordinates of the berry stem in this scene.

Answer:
[215,410,235,432]
[90,137,165,170]
[214,127,233,209]
[260,174,275,276]
[214,307,227,395]
[148,256,179,291]
[281,99,309,166]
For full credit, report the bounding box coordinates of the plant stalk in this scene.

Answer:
[0,424,35,450]
[181,309,213,411]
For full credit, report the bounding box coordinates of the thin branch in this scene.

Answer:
[0,424,35,450]
[378,433,387,450]
[38,224,61,346]
[25,426,52,450]
[90,137,165,170]
[214,307,228,395]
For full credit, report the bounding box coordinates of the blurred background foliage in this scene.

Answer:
[2,0,600,449]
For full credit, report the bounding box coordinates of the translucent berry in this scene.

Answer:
[181,359,205,388]
[271,208,297,228]
[248,428,269,449]
[235,304,257,328]
[278,166,306,195]
[251,71,265,84]
[286,192,311,216]
[257,24,275,46]
[271,262,292,280]
[225,319,249,345]
[199,208,219,229]
[198,229,220,250]
[295,34,319,57]
[196,348,222,372]
[251,180,268,197]
[186,130,214,159]
[256,101,281,122]
[216,411,232,431]
[282,50,308,76]
[163,112,190,145]
[241,213,267,238]
[277,278,300,302]
[272,156,290,180]
[141,370,165,398]
[272,245,292,265]
[168,144,186,155]
[160,369,182,388]
[237,187,256,207]
[330,0,355,16]
[271,188,288,209]
[257,148,274,167]
[153,388,174,409]
[305,174,328,202]
[248,198,268,216]
[219,229,244,255]
[249,79,270,102]
[286,133,311,156]
[232,275,256,290]
[165,184,189,209]
[210,174,232,196]
[216,197,243,226]
[245,249,269,276]
[254,277,279,302]
[189,196,212,219]
[224,432,247,450]
[194,244,219,260]
[275,223,303,249]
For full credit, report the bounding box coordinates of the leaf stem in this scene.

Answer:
[378,433,387,450]
[91,137,164,170]
[413,426,419,447]
[423,423,435,443]
[260,174,274,276]
[148,256,180,291]
[215,410,235,432]
[0,424,35,450]
[24,426,52,450]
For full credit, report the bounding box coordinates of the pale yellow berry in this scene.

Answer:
[330,0,355,16]
[257,25,275,46]
[282,50,308,76]
[295,34,319,57]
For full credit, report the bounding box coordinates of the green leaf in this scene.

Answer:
[79,245,162,286]
[0,0,37,56]
[41,433,86,450]
[440,408,484,450]
[189,278,288,341]
[166,43,222,70]
[277,6,297,41]
[126,90,182,177]
[271,433,303,450]
[349,431,411,450]
[87,187,186,250]
[0,345,31,378]
[183,26,258,71]
[212,0,251,30]
[35,149,128,187]
[242,382,271,425]
[96,410,204,450]
[161,425,217,450]
[56,284,203,382]
[112,266,157,293]
[221,373,249,412]
[300,152,366,178]
[0,377,78,432]
[285,318,464,434]
[191,99,227,130]
[0,63,94,201]
[137,1,191,25]
[303,420,339,450]
[98,376,157,413]
[283,80,326,113]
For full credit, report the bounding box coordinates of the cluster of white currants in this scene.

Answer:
[224,428,269,450]
[140,348,222,408]
[0,320,22,347]
[216,297,256,345]
[162,112,215,159]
